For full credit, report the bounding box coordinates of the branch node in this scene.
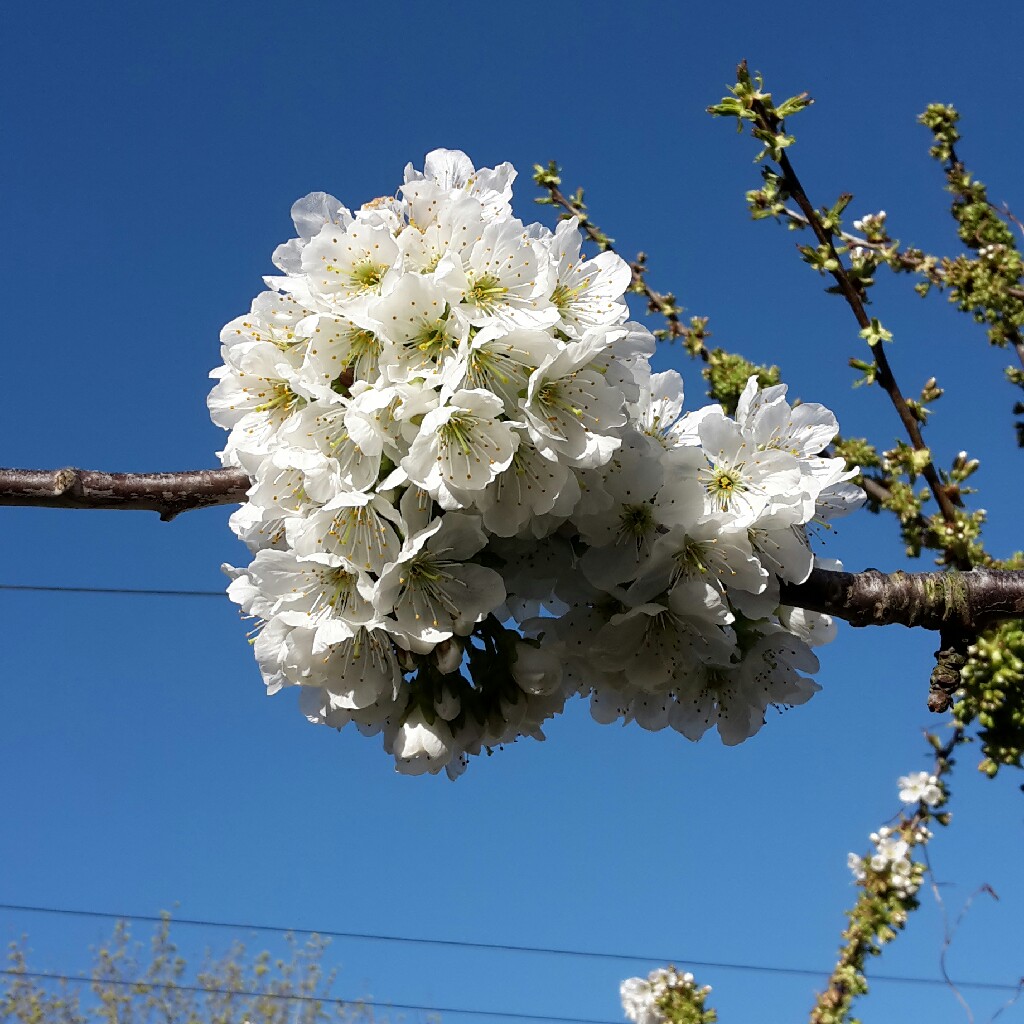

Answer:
[929,627,972,713]
[53,467,81,497]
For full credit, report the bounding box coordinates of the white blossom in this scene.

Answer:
[898,770,943,806]
[548,217,631,336]
[301,217,400,307]
[520,336,627,468]
[375,514,506,653]
[620,976,661,1024]
[401,388,519,507]
[392,708,455,776]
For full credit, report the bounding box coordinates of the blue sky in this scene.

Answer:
[2,1,1023,1022]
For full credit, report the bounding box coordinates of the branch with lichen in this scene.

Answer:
[779,566,1024,631]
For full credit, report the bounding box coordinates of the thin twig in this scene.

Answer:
[535,179,700,351]
[859,473,894,507]
[990,978,1024,1023]
[748,96,964,549]
[999,201,1024,241]
[780,204,1024,306]
[924,859,1000,1024]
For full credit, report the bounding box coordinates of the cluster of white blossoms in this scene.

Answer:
[209,148,863,777]
[847,823,931,897]
[620,968,712,1024]
[847,770,944,898]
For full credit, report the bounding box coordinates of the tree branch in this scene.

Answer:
[2,464,1023,630]
[0,467,249,521]
[746,94,965,546]
[780,203,1024,375]
[532,168,703,350]
[781,567,1024,631]
[809,726,964,1024]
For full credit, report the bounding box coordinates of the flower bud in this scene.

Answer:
[511,640,563,696]
[434,685,461,721]
[432,638,463,675]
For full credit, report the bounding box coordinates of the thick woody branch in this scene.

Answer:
[0,467,249,522]
[2,464,1024,630]
[781,567,1024,631]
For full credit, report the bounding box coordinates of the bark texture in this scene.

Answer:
[0,467,249,521]
[780,567,1024,630]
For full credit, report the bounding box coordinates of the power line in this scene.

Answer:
[0,583,225,597]
[0,969,617,1024]
[1,903,1019,993]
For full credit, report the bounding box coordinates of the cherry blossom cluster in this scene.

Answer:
[209,148,863,777]
[847,770,945,898]
[847,824,929,897]
[620,968,714,1024]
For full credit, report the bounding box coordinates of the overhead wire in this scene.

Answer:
[1,903,1019,993]
[0,583,224,597]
